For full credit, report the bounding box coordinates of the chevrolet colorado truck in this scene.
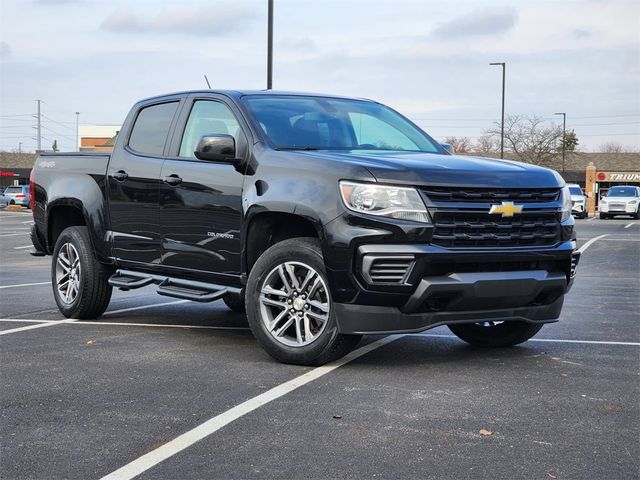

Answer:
[30,90,579,365]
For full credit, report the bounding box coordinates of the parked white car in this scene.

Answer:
[567,183,587,219]
[599,185,640,219]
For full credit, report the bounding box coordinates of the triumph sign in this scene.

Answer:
[596,172,640,183]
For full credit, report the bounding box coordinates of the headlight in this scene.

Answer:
[339,181,430,223]
[600,199,607,205]
[629,199,638,205]
[560,186,572,221]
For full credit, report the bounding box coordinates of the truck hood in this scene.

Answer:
[295,150,564,188]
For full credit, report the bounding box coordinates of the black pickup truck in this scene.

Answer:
[30,90,579,365]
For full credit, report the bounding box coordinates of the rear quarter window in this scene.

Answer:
[128,101,179,156]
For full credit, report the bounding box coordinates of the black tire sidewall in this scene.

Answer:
[51,226,111,318]
[246,238,342,364]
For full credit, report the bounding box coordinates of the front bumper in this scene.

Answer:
[600,203,638,214]
[331,241,578,335]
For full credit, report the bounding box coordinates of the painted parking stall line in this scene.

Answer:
[100,334,405,480]
[418,333,640,347]
[624,222,636,229]
[577,234,609,254]
[0,281,51,289]
[0,319,76,336]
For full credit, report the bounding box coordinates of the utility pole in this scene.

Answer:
[36,99,42,151]
[489,62,506,158]
[75,112,80,152]
[267,0,273,89]
[555,112,566,173]
[18,142,22,153]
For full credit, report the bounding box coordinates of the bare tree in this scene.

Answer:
[485,115,563,167]
[597,141,638,153]
[474,134,499,156]
[443,136,473,154]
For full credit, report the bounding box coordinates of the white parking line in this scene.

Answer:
[624,222,636,229]
[13,245,34,250]
[577,234,609,254]
[0,319,53,324]
[100,334,404,480]
[0,281,51,289]
[0,233,29,238]
[0,319,76,336]
[73,320,250,331]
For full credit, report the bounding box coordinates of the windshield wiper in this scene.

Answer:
[273,146,321,151]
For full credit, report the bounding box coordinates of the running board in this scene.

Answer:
[108,269,239,303]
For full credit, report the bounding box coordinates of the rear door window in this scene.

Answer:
[128,102,179,156]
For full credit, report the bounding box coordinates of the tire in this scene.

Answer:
[222,289,246,313]
[448,321,543,347]
[599,213,607,219]
[51,226,113,319]
[245,237,362,366]
[634,209,640,220]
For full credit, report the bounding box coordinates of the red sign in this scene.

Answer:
[596,172,606,181]
[0,171,17,177]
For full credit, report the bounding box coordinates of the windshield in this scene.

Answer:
[4,186,23,194]
[569,187,583,196]
[243,95,441,153]
[607,187,638,197]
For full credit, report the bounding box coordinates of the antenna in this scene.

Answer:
[204,75,212,89]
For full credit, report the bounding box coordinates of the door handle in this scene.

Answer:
[112,170,128,181]
[163,174,183,186]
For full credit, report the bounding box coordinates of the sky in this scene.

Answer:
[0,0,638,152]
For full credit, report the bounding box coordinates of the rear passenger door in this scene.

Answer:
[158,95,248,284]
[107,98,182,265]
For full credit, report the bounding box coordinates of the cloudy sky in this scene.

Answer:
[0,0,638,152]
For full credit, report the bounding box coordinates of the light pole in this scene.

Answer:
[75,112,80,152]
[555,112,566,173]
[18,142,22,153]
[267,0,273,89]
[489,62,505,159]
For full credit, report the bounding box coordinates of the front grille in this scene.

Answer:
[432,212,561,248]
[363,255,414,284]
[608,203,626,211]
[570,253,579,277]
[422,187,560,203]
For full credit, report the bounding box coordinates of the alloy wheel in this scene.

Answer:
[55,242,81,304]
[258,261,330,347]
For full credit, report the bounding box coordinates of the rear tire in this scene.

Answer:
[448,321,543,347]
[222,290,246,313]
[51,226,113,319]
[599,213,608,219]
[246,237,361,366]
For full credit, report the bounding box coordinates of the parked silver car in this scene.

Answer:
[3,185,30,208]
[599,185,640,219]
[567,183,587,219]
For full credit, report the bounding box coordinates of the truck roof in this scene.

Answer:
[136,89,374,104]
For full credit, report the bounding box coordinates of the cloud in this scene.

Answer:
[431,7,517,38]
[101,3,256,36]
[0,42,11,59]
[279,37,316,53]
[572,28,592,38]
[34,0,82,4]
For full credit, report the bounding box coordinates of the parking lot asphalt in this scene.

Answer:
[1,209,638,480]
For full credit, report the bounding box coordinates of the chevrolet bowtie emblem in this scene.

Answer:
[489,201,523,217]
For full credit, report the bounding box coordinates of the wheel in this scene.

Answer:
[222,289,246,313]
[599,213,607,219]
[52,226,113,319]
[448,321,543,347]
[634,209,640,220]
[246,237,362,366]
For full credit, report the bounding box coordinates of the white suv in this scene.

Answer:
[599,185,640,219]
[567,183,587,219]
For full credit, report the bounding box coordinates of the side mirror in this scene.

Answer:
[440,143,454,155]
[194,135,238,162]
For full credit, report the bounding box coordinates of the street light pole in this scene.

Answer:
[267,0,273,89]
[489,62,505,159]
[555,112,566,173]
[75,112,80,152]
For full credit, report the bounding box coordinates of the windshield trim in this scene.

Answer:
[239,94,446,155]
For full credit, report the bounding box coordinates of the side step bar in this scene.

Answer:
[108,269,240,303]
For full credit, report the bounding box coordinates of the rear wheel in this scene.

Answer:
[52,226,113,319]
[448,321,543,347]
[246,237,361,365]
[599,213,608,219]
